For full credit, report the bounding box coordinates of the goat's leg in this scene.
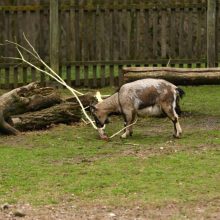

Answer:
[121,110,136,139]
[161,102,182,138]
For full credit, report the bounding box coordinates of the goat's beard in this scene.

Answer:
[97,126,109,141]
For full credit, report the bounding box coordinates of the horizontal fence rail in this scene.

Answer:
[0,0,219,88]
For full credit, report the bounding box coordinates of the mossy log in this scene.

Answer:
[123,67,220,85]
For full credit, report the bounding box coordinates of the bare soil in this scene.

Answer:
[1,197,220,220]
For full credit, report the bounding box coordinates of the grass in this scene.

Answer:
[0,85,219,212]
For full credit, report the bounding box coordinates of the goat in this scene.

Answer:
[90,79,185,139]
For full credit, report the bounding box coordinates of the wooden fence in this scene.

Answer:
[0,0,220,89]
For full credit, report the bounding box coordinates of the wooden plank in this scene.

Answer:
[92,65,97,88]
[31,67,36,82]
[100,64,105,87]
[144,9,151,59]
[137,8,146,59]
[74,3,80,61]
[152,8,158,58]
[207,0,217,67]
[118,64,123,86]
[0,68,5,88]
[100,8,105,61]
[112,1,120,61]
[66,65,71,86]
[109,65,114,86]
[161,9,167,58]
[50,0,59,74]
[0,10,4,59]
[119,0,127,60]
[0,2,208,12]
[6,67,11,89]
[64,6,71,62]
[18,66,23,84]
[170,8,176,59]
[201,6,207,59]
[130,8,138,59]
[13,67,18,88]
[84,65,89,87]
[70,65,75,87]
[80,2,86,61]
[75,65,80,86]
[196,8,202,59]
[60,6,67,64]
[87,7,94,60]
[22,66,27,84]
[186,8,193,59]
[69,0,76,61]
[178,8,184,58]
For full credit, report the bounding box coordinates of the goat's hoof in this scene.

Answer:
[173,134,181,139]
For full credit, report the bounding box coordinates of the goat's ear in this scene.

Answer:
[89,105,97,113]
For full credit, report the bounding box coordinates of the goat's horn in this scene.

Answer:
[95,91,103,102]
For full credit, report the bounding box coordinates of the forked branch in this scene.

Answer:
[2,35,138,139]
[3,35,98,130]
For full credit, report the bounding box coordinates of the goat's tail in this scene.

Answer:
[175,87,185,115]
[176,87,185,99]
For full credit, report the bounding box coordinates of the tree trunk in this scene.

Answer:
[123,67,220,85]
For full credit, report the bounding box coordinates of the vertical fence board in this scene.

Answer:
[84,65,89,87]
[207,0,217,67]
[100,65,105,87]
[6,67,11,89]
[66,65,71,86]
[186,8,193,58]
[109,64,114,86]
[170,8,176,59]
[75,65,80,87]
[31,67,36,82]
[50,0,59,74]
[92,65,97,88]
[22,66,27,84]
[196,8,202,59]
[14,67,18,88]
[152,9,158,58]
[161,9,167,58]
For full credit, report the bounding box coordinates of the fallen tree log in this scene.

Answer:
[12,102,82,131]
[0,82,62,135]
[123,67,220,85]
[0,83,98,134]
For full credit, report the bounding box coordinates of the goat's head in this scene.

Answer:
[90,105,110,128]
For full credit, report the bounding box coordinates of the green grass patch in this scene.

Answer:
[0,85,219,208]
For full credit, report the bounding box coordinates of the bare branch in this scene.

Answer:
[4,39,98,130]
[109,118,138,139]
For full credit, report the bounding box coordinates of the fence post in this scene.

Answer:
[207,0,216,67]
[50,0,59,74]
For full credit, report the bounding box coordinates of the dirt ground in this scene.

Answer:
[1,197,220,220]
